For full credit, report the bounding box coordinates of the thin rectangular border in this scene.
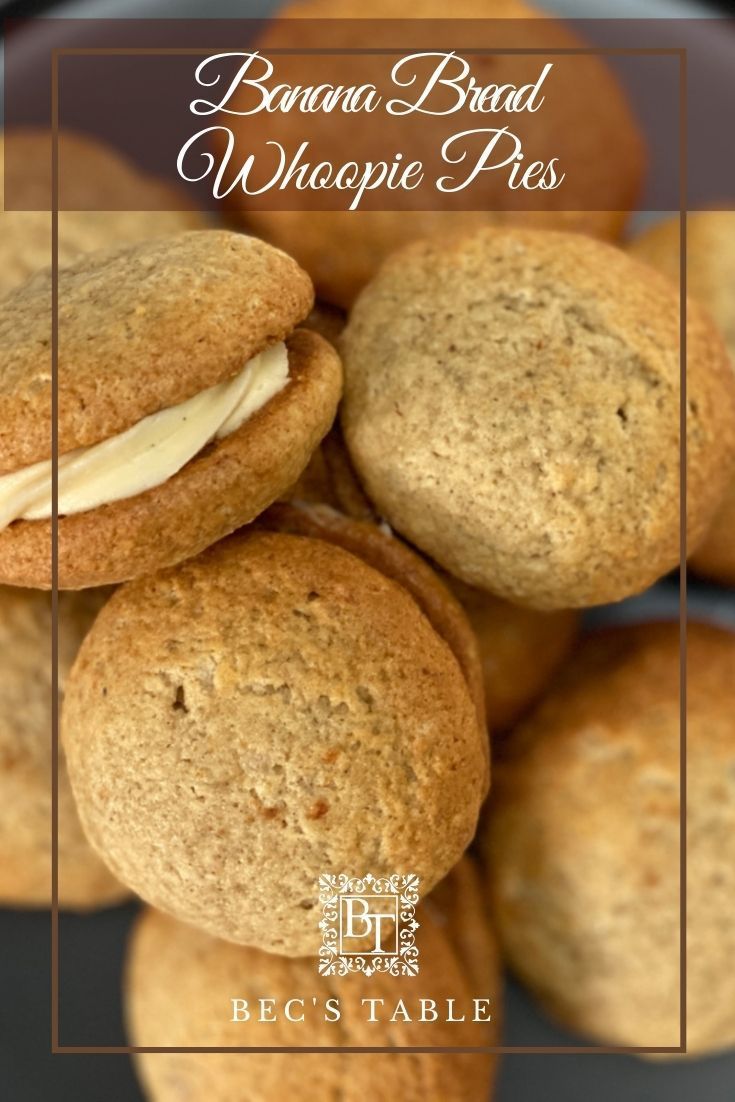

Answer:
[46,36,688,1056]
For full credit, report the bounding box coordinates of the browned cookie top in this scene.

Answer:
[0,230,313,473]
[262,500,489,741]
[63,527,486,954]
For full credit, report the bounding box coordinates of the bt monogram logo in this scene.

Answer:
[340,893,399,956]
[318,873,420,977]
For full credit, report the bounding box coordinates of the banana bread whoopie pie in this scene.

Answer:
[126,858,499,1102]
[630,211,735,586]
[483,621,735,1056]
[340,228,735,609]
[62,518,488,955]
[0,230,342,588]
[0,585,127,910]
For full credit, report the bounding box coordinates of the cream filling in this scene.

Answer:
[0,341,289,531]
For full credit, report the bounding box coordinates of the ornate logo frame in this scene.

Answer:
[318,873,420,977]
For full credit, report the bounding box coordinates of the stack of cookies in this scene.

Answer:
[2,3,735,1095]
[1,126,495,1099]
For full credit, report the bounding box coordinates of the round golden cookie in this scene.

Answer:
[127,858,499,1102]
[483,621,735,1056]
[0,585,127,909]
[228,0,644,308]
[63,527,487,955]
[340,227,735,609]
[0,229,343,588]
[446,576,579,731]
[630,211,735,586]
[0,129,207,299]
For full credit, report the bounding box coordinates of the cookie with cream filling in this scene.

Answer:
[0,229,342,588]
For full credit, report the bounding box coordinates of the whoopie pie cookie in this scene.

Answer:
[340,227,735,609]
[0,229,342,588]
[62,520,488,955]
[483,621,735,1056]
[225,0,644,308]
[0,585,127,909]
[127,858,499,1102]
[630,211,735,586]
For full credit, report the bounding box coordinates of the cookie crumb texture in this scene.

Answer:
[63,530,485,955]
[263,501,489,741]
[341,229,735,609]
[483,621,735,1055]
